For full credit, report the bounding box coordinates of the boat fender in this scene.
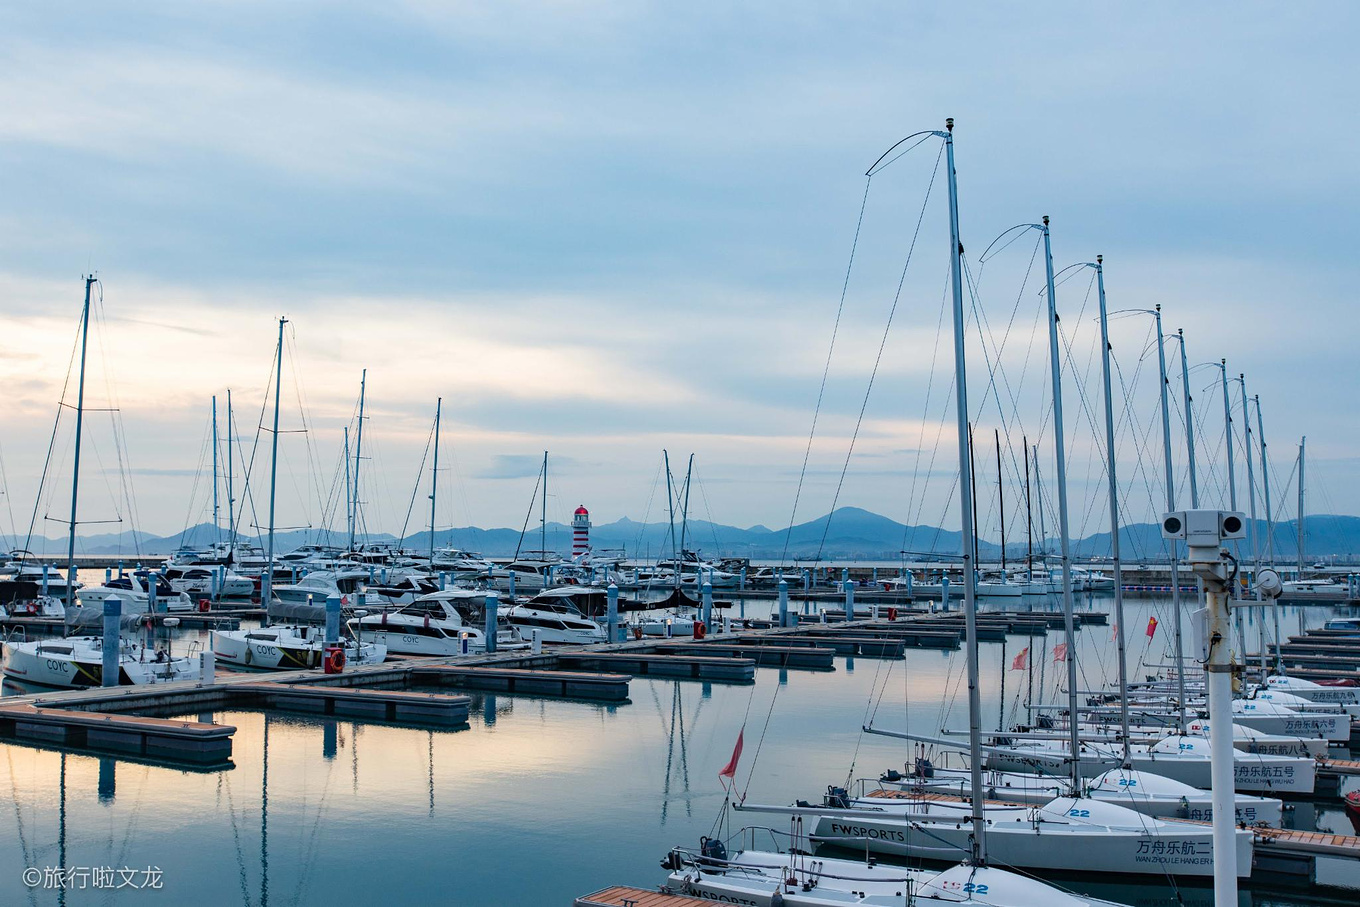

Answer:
[244,645,253,666]
[424,614,430,629]
[770,892,785,907]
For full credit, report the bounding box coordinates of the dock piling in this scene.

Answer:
[607,583,619,642]
[778,579,789,628]
[701,581,712,630]
[102,598,121,687]
[325,594,341,644]
[485,592,498,654]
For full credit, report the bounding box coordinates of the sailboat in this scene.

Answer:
[211,320,386,670]
[767,219,1250,877]
[668,122,1155,906]
[3,277,199,689]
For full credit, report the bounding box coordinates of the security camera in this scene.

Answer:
[1161,510,1246,547]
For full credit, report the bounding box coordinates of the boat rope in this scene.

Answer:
[397,412,437,542]
[777,175,871,570]
[511,458,545,562]
[810,141,945,564]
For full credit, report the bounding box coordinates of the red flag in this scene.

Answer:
[1010,647,1029,671]
[719,727,745,781]
[1146,616,1159,639]
[1053,642,1068,663]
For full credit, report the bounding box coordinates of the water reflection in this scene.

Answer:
[0,593,1354,905]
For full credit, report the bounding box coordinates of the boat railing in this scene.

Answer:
[2,625,26,646]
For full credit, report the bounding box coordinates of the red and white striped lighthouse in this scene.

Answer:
[572,505,590,559]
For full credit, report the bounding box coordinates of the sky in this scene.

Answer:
[0,2,1355,551]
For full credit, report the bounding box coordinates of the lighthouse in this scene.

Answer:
[572,505,590,559]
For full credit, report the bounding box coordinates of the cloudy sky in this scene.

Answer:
[0,2,1354,550]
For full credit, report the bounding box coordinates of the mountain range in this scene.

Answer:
[8,507,1359,563]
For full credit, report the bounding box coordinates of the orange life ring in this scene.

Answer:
[694,621,707,640]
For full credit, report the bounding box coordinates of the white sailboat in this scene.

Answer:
[5,633,199,688]
[670,121,1143,906]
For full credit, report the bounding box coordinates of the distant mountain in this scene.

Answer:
[8,510,1360,563]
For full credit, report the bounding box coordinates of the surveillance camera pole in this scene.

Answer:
[1181,521,1239,907]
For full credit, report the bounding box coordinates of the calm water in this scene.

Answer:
[1,593,1356,905]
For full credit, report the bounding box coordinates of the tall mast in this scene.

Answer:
[343,426,351,546]
[1094,257,1131,765]
[1034,445,1045,561]
[995,428,1005,573]
[1153,306,1187,729]
[430,398,442,563]
[679,454,694,559]
[942,119,986,866]
[1240,376,1266,678]
[1219,363,1239,642]
[1255,396,1281,671]
[65,276,96,611]
[226,389,236,555]
[349,369,367,551]
[211,395,220,546]
[264,317,287,611]
[1040,217,1081,790]
[541,451,548,554]
[968,424,979,568]
[1297,437,1306,579]
[663,450,677,586]
[1178,329,1200,507]
[1024,438,1032,583]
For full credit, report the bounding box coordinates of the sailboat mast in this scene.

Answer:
[1219,364,1242,646]
[1039,217,1081,790]
[1024,438,1032,583]
[343,426,352,546]
[264,317,287,612]
[1094,257,1131,765]
[995,428,1005,572]
[679,454,694,560]
[349,368,367,551]
[1255,397,1281,671]
[967,424,979,568]
[227,389,236,555]
[1297,437,1306,579]
[1240,376,1266,678]
[430,398,442,563]
[942,119,986,866]
[65,276,96,610]
[1034,446,1045,561]
[1178,329,1200,507]
[663,450,677,576]
[541,450,548,554]
[1153,306,1187,729]
[211,395,220,546]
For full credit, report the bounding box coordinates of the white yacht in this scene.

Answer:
[211,624,386,670]
[77,571,194,613]
[163,565,255,598]
[350,590,525,656]
[363,574,442,608]
[270,569,370,606]
[4,634,199,688]
[504,593,607,644]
